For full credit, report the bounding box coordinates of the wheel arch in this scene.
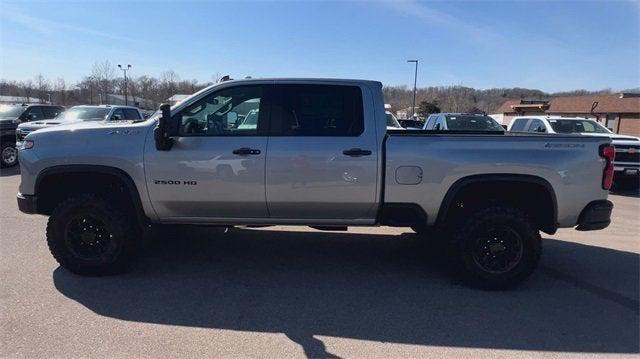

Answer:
[35,165,149,225]
[436,174,558,234]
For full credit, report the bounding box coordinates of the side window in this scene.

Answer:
[24,106,44,121]
[271,84,364,136]
[527,119,546,132]
[42,106,62,119]
[123,108,142,120]
[176,85,264,136]
[110,109,125,121]
[510,118,529,131]
[434,116,445,130]
[425,116,435,129]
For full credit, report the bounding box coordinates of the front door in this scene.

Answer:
[265,84,379,221]
[144,85,270,220]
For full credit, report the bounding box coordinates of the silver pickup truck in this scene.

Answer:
[16,78,615,288]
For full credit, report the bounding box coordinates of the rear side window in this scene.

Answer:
[527,119,546,132]
[510,118,529,131]
[42,106,63,119]
[24,106,45,121]
[271,84,364,136]
[123,108,142,120]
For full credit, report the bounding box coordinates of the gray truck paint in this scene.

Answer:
[18,78,611,228]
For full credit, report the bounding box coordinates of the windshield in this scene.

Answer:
[56,107,110,121]
[446,115,503,131]
[548,119,611,134]
[386,113,401,128]
[0,105,26,118]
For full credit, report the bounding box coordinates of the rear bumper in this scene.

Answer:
[17,193,37,214]
[576,200,613,231]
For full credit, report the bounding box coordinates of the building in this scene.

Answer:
[496,93,640,136]
[0,95,48,105]
[104,94,155,110]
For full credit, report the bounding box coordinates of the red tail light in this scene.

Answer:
[600,144,615,190]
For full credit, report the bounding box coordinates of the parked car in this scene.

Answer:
[508,116,640,186]
[398,118,424,130]
[16,105,145,145]
[0,104,64,167]
[386,111,403,130]
[424,113,504,132]
[17,78,614,289]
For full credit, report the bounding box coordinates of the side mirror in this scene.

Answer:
[608,127,614,132]
[111,114,122,121]
[154,103,174,151]
[536,127,546,133]
[434,123,441,130]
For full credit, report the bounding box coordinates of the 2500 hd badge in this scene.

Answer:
[154,180,198,185]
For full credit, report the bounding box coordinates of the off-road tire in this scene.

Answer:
[452,206,541,289]
[46,193,140,276]
[1,142,18,168]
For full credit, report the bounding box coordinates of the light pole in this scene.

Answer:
[88,76,94,105]
[407,60,418,119]
[118,64,131,105]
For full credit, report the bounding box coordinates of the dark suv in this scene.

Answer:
[0,104,65,167]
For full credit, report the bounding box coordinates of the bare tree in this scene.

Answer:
[91,60,116,102]
[54,78,67,105]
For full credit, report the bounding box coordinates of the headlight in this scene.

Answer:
[18,140,34,150]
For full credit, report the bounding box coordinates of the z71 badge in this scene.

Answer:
[154,180,197,185]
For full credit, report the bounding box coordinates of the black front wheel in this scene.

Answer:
[452,206,541,289]
[1,142,18,168]
[47,194,140,275]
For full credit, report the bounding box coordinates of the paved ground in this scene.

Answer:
[1,166,638,358]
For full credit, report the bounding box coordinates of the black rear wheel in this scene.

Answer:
[452,206,541,289]
[47,194,140,275]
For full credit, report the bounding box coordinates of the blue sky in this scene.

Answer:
[1,0,638,92]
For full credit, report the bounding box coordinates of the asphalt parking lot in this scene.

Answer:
[1,166,638,358]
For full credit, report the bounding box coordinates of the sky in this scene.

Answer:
[0,0,638,92]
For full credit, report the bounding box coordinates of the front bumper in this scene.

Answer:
[17,193,37,214]
[576,200,613,231]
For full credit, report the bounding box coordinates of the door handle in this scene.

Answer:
[342,148,372,157]
[233,147,261,155]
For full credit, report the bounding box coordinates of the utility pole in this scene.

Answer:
[118,64,132,105]
[407,60,418,119]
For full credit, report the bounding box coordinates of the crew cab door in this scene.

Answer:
[265,83,379,221]
[144,85,270,220]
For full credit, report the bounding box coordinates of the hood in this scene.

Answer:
[18,118,81,130]
[29,118,153,137]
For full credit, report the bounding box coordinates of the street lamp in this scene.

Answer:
[407,60,418,119]
[88,76,94,105]
[118,64,132,105]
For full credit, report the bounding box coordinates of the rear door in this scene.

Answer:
[265,83,378,221]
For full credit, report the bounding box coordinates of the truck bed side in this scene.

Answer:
[384,132,610,228]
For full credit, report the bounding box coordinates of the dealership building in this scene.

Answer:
[495,93,640,136]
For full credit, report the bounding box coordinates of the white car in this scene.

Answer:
[385,111,403,130]
[508,116,640,180]
[16,105,145,144]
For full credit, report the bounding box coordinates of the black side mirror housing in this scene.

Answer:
[154,103,174,151]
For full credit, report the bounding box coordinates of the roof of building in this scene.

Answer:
[548,94,640,114]
[497,93,640,115]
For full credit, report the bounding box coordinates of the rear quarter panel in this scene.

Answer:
[384,134,610,227]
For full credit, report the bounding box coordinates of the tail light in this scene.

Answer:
[600,144,615,190]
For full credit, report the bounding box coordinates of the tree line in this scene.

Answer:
[0,60,634,113]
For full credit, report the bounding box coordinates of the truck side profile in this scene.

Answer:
[16,79,615,288]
